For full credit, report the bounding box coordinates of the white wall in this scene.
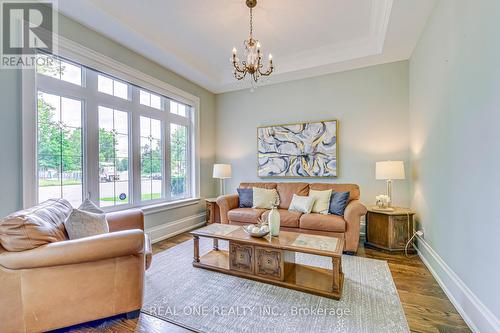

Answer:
[215,61,410,206]
[410,0,500,331]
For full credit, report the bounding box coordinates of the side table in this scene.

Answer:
[364,207,416,252]
[205,198,221,224]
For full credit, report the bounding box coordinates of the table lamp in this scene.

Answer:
[213,164,232,195]
[376,161,405,207]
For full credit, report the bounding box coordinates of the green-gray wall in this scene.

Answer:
[215,61,411,207]
[0,14,217,226]
[409,0,500,329]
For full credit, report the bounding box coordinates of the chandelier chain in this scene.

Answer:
[249,8,253,38]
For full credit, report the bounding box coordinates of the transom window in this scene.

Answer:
[33,52,196,210]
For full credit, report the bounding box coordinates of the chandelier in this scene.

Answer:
[231,0,274,84]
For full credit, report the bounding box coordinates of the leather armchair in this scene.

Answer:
[0,209,150,333]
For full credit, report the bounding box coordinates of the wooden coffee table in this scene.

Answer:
[190,224,344,300]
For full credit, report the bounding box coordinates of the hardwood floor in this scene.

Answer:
[61,232,470,333]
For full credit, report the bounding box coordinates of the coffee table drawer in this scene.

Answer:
[255,247,284,281]
[229,242,254,274]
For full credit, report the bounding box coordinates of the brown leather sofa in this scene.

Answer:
[217,182,367,253]
[0,200,152,333]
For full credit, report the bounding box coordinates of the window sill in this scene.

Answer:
[141,197,201,215]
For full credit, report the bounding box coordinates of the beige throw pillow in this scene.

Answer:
[309,189,332,214]
[78,198,104,214]
[64,209,109,240]
[252,187,279,209]
[288,194,315,214]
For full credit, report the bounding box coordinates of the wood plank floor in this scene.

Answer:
[59,232,470,333]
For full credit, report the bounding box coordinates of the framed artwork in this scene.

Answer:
[257,120,338,178]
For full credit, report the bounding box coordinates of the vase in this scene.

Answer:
[268,206,280,237]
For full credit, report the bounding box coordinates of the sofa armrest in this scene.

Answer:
[216,194,239,224]
[343,200,367,253]
[106,209,144,232]
[0,229,144,270]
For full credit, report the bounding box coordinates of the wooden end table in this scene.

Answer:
[190,224,344,300]
[205,198,220,224]
[364,207,416,252]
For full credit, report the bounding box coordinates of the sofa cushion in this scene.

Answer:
[309,189,332,214]
[252,187,279,209]
[288,194,315,214]
[228,208,267,224]
[262,209,302,228]
[239,182,277,189]
[277,182,309,209]
[299,213,346,232]
[310,183,360,201]
[329,191,350,216]
[237,188,253,208]
[0,199,71,251]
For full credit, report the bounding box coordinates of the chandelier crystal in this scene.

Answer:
[231,0,274,84]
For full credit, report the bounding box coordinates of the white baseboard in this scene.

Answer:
[146,213,206,244]
[417,236,500,333]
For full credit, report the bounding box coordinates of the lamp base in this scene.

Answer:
[386,179,393,207]
[220,179,226,196]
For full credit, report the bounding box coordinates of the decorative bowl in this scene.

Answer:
[243,224,270,238]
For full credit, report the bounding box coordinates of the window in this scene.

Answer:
[37,92,83,207]
[170,100,187,117]
[98,106,130,207]
[170,123,189,198]
[29,51,198,210]
[37,54,82,86]
[140,89,162,110]
[98,74,129,100]
[140,116,163,201]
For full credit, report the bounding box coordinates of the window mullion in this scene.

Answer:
[164,101,172,201]
[131,86,141,206]
[85,69,100,204]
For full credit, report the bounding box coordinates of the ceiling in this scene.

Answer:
[58,0,436,93]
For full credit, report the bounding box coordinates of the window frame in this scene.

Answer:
[22,33,200,213]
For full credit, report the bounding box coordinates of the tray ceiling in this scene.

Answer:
[58,0,436,93]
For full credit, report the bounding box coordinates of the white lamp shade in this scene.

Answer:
[376,161,405,180]
[213,164,232,179]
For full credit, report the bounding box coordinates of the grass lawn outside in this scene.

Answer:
[100,193,162,202]
[39,179,81,187]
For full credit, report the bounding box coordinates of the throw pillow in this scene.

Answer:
[78,198,104,214]
[288,194,315,214]
[309,189,332,214]
[252,187,280,209]
[237,188,253,208]
[329,191,350,216]
[64,209,109,240]
[0,198,72,251]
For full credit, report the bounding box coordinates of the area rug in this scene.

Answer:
[142,238,409,333]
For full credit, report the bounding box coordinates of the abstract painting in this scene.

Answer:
[257,120,338,177]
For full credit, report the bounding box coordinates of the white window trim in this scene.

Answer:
[22,33,201,212]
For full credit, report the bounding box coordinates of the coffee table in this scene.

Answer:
[190,224,344,300]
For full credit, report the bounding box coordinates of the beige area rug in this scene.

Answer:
[142,238,409,333]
